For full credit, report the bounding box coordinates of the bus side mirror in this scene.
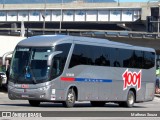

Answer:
[2,51,13,65]
[47,51,62,66]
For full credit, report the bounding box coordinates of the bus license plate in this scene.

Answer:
[21,95,29,98]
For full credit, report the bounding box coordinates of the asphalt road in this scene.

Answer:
[0,92,160,120]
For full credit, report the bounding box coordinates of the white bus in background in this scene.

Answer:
[8,35,156,107]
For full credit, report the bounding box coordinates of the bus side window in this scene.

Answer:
[134,51,143,69]
[113,61,120,67]
[110,48,119,67]
[50,56,61,79]
[143,52,155,69]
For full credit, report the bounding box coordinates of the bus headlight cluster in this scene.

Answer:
[39,86,50,91]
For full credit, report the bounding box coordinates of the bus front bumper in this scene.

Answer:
[8,84,54,101]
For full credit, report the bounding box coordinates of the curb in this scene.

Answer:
[155,94,160,98]
[0,92,6,94]
[0,90,7,94]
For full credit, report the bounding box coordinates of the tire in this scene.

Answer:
[28,100,40,107]
[90,101,106,107]
[63,89,76,108]
[124,90,135,108]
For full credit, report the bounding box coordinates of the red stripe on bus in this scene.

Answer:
[61,77,75,81]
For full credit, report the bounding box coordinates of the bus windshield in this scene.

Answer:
[10,47,52,84]
[9,43,71,84]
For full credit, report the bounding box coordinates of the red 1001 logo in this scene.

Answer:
[122,69,142,91]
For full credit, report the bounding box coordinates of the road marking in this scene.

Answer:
[0,92,6,94]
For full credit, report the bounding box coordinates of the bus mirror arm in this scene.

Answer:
[47,51,62,66]
[2,51,13,65]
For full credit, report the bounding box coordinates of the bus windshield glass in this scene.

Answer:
[10,47,52,84]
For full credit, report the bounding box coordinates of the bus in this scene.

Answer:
[8,35,156,107]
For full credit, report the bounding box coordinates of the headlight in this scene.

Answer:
[39,86,50,91]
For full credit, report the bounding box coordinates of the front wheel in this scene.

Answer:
[28,100,40,107]
[63,89,76,108]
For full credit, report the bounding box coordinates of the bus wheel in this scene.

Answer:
[28,100,40,107]
[90,101,105,107]
[63,89,76,108]
[124,90,135,108]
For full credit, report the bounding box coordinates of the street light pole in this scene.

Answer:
[43,0,46,35]
[118,0,120,6]
[3,0,5,8]
[59,0,63,33]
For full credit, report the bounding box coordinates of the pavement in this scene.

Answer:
[0,89,160,120]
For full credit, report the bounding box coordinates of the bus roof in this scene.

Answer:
[17,35,155,52]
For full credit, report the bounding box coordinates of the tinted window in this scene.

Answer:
[94,47,104,66]
[100,47,110,66]
[135,51,143,68]
[50,43,71,79]
[69,44,155,69]
[121,50,134,68]
[69,44,94,68]
[110,48,120,67]
[143,52,155,69]
[69,44,111,68]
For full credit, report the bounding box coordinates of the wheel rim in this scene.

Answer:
[128,93,134,105]
[67,92,74,103]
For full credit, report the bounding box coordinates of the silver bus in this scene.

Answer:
[8,35,156,107]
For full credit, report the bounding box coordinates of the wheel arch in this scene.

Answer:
[129,88,136,102]
[65,84,78,101]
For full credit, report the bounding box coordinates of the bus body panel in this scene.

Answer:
[61,66,155,102]
[8,35,156,105]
